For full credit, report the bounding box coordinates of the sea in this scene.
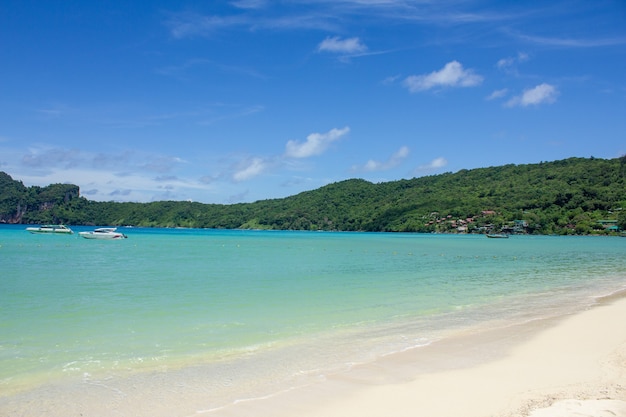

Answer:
[1,224,625,416]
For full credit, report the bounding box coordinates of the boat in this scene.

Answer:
[486,233,509,238]
[79,227,127,239]
[26,224,74,234]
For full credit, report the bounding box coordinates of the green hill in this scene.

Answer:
[2,156,625,234]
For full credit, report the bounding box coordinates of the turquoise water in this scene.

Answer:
[1,225,626,410]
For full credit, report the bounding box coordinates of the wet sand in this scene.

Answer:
[208,292,626,417]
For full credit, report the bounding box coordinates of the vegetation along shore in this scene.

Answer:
[1,156,625,235]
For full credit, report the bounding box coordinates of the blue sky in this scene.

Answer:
[1,1,625,204]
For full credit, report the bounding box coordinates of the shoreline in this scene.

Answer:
[2,290,625,416]
[202,291,626,417]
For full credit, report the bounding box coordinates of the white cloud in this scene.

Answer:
[506,83,559,107]
[167,11,338,39]
[13,167,181,203]
[382,75,401,85]
[497,57,514,69]
[233,157,268,181]
[413,157,448,174]
[514,32,626,48]
[404,61,483,92]
[230,0,267,9]
[497,52,529,70]
[167,13,240,39]
[228,126,350,183]
[317,36,367,54]
[284,127,350,158]
[356,146,410,172]
[486,88,508,100]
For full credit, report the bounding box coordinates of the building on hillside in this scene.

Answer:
[598,220,619,231]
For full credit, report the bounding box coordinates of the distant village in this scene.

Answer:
[424,211,620,235]
[423,211,525,234]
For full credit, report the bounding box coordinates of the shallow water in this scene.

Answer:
[1,225,625,414]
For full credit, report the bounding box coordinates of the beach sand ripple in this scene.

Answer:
[528,399,626,417]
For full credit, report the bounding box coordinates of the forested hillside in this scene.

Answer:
[2,157,626,234]
[0,172,79,224]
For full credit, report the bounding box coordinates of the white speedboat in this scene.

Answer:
[26,224,74,234]
[79,227,127,239]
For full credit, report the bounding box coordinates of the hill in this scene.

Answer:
[2,157,625,234]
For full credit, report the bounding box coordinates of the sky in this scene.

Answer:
[1,0,625,204]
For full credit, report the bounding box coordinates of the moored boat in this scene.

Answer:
[486,233,509,238]
[26,224,74,234]
[79,227,127,239]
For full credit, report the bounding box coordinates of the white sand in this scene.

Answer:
[528,399,626,417]
[211,295,626,417]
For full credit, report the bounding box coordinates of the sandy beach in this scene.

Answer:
[2,294,625,417]
[2,292,626,417]
[210,292,626,417]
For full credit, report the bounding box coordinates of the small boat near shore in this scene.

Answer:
[26,224,74,234]
[486,233,509,238]
[79,227,127,240]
